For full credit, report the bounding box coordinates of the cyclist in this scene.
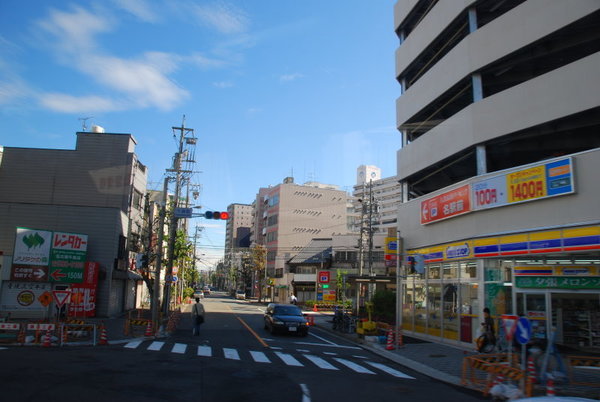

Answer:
[476,307,496,353]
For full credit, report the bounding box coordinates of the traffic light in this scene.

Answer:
[204,211,230,220]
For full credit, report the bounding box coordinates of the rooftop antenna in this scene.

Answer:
[78,117,94,132]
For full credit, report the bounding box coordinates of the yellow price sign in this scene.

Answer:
[507,165,547,203]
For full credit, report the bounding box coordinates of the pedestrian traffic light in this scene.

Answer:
[204,211,229,220]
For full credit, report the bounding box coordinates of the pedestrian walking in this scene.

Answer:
[290,294,297,305]
[191,297,205,336]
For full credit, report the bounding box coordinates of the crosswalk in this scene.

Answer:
[123,340,415,379]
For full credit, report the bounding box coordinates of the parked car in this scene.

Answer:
[235,290,246,300]
[193,290,204,300]
[264,303,309,336]
[203,286,211,296]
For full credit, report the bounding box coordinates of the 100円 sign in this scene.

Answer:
[516,276,600,289]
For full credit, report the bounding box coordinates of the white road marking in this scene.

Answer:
[250,351,271,363]
[275,351,304,367]
[300,384,311,402]
[303,354,339,370]
[304,332,337,345]
[294,341,361,350]
[124,340,143,349]
[147,341,164,351]
[296,349,310,353]
[197,345,212,357]
[323,352,338,356]
[353,355,368,359]
[223,348,240,360]
[171,343,186,354]
[333,358,375,374]
[365,361,415,379]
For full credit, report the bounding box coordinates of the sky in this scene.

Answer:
[0,0,401,270]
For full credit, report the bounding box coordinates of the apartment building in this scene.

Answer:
[394,0,600,349]
[251,177,351,303]
[0,130,147,318]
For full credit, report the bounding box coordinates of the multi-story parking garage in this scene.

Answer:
[394,0,600,349]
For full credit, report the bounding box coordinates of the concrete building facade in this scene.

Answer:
[0,131,146,318]
[251,178,351,303]
[394,0,600,349]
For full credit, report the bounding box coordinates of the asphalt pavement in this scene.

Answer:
[71,298,600,400]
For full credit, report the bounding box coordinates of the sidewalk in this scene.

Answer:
[303,310,599,400]
[307,311,470,386]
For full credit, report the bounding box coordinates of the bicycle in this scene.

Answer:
[476,328,497,353]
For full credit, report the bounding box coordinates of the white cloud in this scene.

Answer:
[246,107,262,115]
[81,55,190,110]
[213,81,233,89]
[280,73,304,82]
[39,93,122,113]
[36,6,110,54]
[33,5,190,112]
[112,0,159,23]
[191,2,249,34]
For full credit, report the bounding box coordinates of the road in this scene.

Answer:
[0,292,486,402]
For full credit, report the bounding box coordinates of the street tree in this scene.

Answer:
[251,245,267,302]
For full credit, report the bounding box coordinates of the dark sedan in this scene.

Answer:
[264,303,309,336]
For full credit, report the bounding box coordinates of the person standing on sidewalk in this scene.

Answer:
[191,297,205,336]
[290,294,298,305]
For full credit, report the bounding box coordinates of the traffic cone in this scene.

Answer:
[144,321,153,337]
[396,329,404,347]
[42,330,52,347]
[312,304,318,312]
[62,326,69,345]
[385,328,395,350]
[98,323,108,345]
[546,377,555,397]
[527,356,537,384]
[17,326,26,345]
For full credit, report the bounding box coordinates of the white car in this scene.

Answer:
[235,290,246,300]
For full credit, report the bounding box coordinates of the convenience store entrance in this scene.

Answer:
[516,291,600,351]
[552,293,600,351]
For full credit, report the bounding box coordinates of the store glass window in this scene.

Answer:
[427,283,442,337]
[459,261,477,279]
[402,281,414,331]
[428,264,441,279]
[442,283,459,340]
[443,262,457,279]
[459,283,479,343]
[414,282,427,334]
[552,293,600,349]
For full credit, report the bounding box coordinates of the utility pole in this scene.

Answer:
[152,176,169,326]
[163,115,196,316]
[368,179,374,276]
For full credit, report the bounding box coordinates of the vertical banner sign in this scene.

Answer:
[421,185,471,225]
[11,228,53,281]
[68,262,99,317]
[49,232,88,283]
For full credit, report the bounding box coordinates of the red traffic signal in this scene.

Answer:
[204,211,229,220]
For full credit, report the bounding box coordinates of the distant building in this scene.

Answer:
[225,203,253,253]
[352,165,401,234]
[250,177,351,303]
[0,131,146,318]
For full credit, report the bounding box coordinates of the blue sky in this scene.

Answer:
[0,0,400,269]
